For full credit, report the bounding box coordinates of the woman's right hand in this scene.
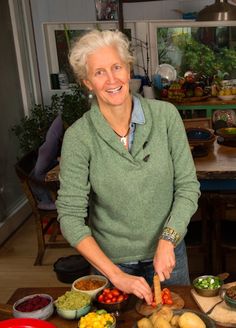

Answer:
[110,270,153,305]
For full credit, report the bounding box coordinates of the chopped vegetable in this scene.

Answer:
[194,276,222,290]
[79,310,114,328]
[54,291,91,310]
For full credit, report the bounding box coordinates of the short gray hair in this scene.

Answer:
[69,29,134,81]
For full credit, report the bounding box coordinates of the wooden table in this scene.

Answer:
[195,139,236,180]
[0,286,225,327]
[45,140,236,183]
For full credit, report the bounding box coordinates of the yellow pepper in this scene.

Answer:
[79,311,114,328]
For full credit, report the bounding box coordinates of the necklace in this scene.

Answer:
[113,127,130,146]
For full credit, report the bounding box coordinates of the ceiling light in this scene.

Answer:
[196,0,236,21]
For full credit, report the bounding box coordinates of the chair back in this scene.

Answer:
[15,150,39,212]
[14,150,70,265]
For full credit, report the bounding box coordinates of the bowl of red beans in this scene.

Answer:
[94,287,129,314]
[13,294,54,320]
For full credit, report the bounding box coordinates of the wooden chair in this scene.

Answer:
[185,193,212,278]
[211,193,236,279]
[15,150,70,265]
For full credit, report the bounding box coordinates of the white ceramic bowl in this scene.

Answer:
[72,275,109,299]
[13,294,54,320]
[218,95,235,101]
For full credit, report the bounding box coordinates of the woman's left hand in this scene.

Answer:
[153,239,175,282]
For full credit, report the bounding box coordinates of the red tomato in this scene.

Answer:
[98,294,104,302]
[165,298,173,305]
[105,299,111,304]
[106,292,113,299]
[111,297,117,303]
[117,295,124,303]
[162,288,171,296]
[103,288,110,294]
[111,289,120,297]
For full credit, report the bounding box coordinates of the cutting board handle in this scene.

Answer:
[217,272,230,281]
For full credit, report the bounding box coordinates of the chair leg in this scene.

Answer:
[34,213,46,266]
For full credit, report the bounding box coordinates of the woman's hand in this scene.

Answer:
[153,239,176,282]
[110,271,153,305]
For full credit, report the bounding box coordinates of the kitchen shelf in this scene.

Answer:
[172,97,236,118]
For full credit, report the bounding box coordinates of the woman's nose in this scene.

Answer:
[107,71,116,83]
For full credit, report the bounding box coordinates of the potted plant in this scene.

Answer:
[12,85,90,156]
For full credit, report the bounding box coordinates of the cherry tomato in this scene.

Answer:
[103,288,110,294]
[98,294,104,302]
[162,294,168,301]
[165,298,173,305]
[111,289,120,297]
[111,297,117,303]
[117,295,124,302]
[106,292,113,300]
[162,288,171,296]
[105,299,111,304]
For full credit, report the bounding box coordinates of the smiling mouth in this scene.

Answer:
[106,86,122,94]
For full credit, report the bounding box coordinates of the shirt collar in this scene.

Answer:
[131,96,145,125]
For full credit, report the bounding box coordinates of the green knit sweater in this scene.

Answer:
[56,95,200,263]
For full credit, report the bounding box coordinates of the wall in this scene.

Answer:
[0,0,31,242]
[30,0,212,104]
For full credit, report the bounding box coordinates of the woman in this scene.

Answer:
[56,29,200,305]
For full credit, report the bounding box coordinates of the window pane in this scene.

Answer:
[156,26,236,79]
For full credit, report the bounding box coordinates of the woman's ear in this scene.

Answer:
[83,79,92,91]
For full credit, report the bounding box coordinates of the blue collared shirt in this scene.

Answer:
[128,96,145,151]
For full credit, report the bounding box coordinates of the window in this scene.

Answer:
[149,20,236,79]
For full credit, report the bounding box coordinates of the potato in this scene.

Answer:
[158,306,173,322]
[150,311,160,325]
[137,317,154,328]
[178,312,206,328]
[150,306,173,325]
[153,316,172,328]
[170,314,180,327]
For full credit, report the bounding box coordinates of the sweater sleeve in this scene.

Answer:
[162,103,201,244]
[56,123,92,247]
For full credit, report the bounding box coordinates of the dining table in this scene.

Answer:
[45,139,236,183]
[0,285,226,327]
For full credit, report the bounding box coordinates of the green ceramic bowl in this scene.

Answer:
[56,303,91,320]
[224,286,236,310]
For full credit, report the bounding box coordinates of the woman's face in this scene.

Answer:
[83,45,131,109]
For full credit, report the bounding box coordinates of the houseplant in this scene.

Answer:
[12,85,90,156]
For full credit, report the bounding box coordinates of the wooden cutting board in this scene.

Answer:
[136,292,184,316]
[191,282,236,327]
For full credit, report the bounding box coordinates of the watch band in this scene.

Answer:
[159,227,180,247]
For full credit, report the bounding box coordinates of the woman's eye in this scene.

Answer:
[114,65,122,71]
[95,70,104,76]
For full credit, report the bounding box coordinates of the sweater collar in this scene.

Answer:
[89,95,152,159]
